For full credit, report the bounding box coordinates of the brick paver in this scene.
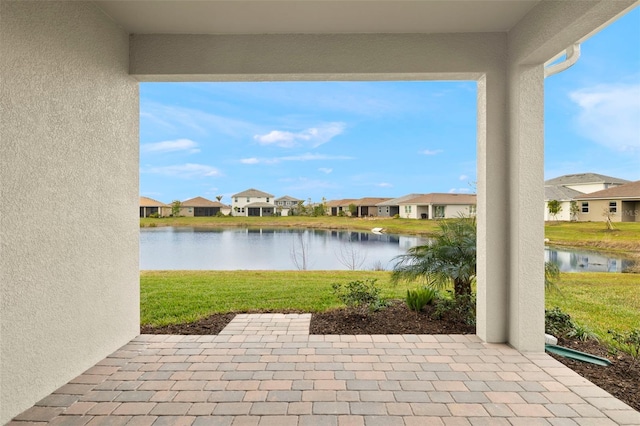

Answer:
[8,314,638,425]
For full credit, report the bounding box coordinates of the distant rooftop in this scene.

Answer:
[575,180,640,200]
[544,185,584,201]
[232,188,274,198]
[182,196,228,208]
[376,193,425,206]
[275,195,302,202]
[400,193,477,205]
[545,173,630,186]
[139,196,168,207]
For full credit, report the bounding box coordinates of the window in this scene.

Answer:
[235,198,238,203]
[266,198,270,202]
[581,202,589,213]
[241,208,245,213]
[247,197,250,202]
[469,205,477,215]
[609,201,617,213]
[434,205,445,218]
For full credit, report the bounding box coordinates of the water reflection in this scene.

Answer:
[545,247,634,273]
[140,227,427,271]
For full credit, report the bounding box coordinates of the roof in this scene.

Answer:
[275,195,301,202]
[232,188,274,198]
[545,173,630,186]
[399,193,477,205]
[351,197,392,206]
[574,181,640,200]
[376,193,425,206]
[325,199,356,207]
[544,185,584,202]
[181,196,228,208]
[95,2,541,35]
[245,202,276,208]
[140,196,168,207]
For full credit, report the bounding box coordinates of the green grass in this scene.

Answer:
[545,221,640,253]
[546,272,640,343]
[141,270,412,326]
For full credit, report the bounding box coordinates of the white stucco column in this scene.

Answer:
[507,64,546,352]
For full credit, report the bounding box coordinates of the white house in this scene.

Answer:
[398,193,477,219]
[231,188,275,216]
[275,195,302,216]
[544,173,630,221]
[3,1,636,421]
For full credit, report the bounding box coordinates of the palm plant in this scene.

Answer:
[391,216,476,298]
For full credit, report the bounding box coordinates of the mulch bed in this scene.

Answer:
[141,301,638,412]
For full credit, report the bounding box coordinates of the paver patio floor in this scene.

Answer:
[9,314,639,425]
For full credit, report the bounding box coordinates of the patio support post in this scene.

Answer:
[507,63,546,352]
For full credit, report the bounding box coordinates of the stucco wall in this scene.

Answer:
[576,199,622,222]
[0,2,139,422]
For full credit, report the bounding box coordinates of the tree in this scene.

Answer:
[392,216,476,298]
[570,201,580,221]
[547,200,562,221]
[171,200,182,217]
[216,195,223,203]
[348,203,357,217]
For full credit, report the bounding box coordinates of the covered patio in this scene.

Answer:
[9,315,640,425]
[2,0,638,423]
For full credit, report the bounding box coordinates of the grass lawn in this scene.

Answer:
[141,270,412,326]
[546,272,640,343]
[545,221,640,254]
[142,270,639,342]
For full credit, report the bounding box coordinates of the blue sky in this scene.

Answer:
[140,8,639,204]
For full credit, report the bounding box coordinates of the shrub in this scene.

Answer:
[432,291,476,325]
[331,279,387,313]
[148,213,159,218]
[216,211,225,217]
[608,329,640,366]
[393,214,400,219]
[406,287,437,312]
[568,323,599,342]
[545,307,574,337]
[148,222,157,228]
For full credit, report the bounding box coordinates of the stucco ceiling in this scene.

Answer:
[95,1,541,35]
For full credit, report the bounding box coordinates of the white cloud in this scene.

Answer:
[254,122,346,148]
[143,163,222,179]
[421,149,443,155]
[318,168,333,174]
[459,174,469,181]
[141,139,200,154]
[240,157,260,165]
[448,188,471,194]
[377,183,393,188]
[569,83,640,152]
[240,153,354,165]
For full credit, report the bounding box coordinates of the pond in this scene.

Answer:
[139,227,635,272]
[140,227,429,270]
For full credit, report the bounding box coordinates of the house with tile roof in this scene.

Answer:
[139,196,171,218]
[324,199,357,216]
[544,173,631,221]
[573,181,640,223]
[231,188,275,216]
[376,193,424,218]
[180,196,230,217]
[275,195,302,216]
[349,197,392,217]
[398,193,477,220]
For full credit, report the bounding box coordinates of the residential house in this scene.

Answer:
[139,196,170,218]
[180,196,230,217]
[544,173,630,221]
[350,197,392,217]
[543,186,583,221]
[376,193,424,217]
[398,193,477,219]
[275,195,302,216]
[232,188,275,216]
[325,199,356,216]
[573,181,640,223]
[545,173,629,194]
